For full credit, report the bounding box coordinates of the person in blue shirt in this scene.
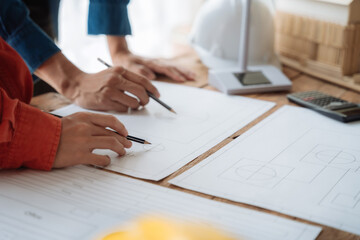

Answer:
[0,0,194,112]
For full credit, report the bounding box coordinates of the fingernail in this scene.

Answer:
[120,149,126,156]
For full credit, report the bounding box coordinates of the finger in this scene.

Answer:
[162,67,187,82]
[176,67,196,81]
[144,60,195,82]
[116,79,150,106]
[75,90,129,113]
[144,62,186,82]
[90,136,126,156]
[170,68,187,82]
[101,87,140,109]
[91,126,132,148]
[114,67,160,98]
[136,65,156,80]
[93,98,129,113]
[87,113,128,136]
[87,154,111,167]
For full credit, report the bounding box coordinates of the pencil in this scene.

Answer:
[97,57,176,114]
[112,130,151,145]
[49,113,151,145]
[125,135,151,145]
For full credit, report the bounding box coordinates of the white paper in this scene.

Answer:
[0,166,321,240]
[171,105,360,235]
[0,172,123,240]
[52,82,275,180]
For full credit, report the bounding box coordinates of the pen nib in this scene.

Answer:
[144,140,152,145]
[170,109,177,114]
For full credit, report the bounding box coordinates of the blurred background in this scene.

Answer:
[58,0,204,72]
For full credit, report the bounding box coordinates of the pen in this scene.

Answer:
[49,113,151,145]
[97,57,177,114]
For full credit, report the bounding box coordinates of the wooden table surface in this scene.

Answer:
[31,49,360,240]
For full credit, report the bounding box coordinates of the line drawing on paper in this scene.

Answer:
[301,144,360,170]
[143,143,165,152]
[316,150,356,165]
[218,158,293,189]
[235,165,277,181]
[331,192,360,209]
[124,143,166,159]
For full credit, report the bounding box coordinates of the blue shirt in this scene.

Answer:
[0,0,131,73]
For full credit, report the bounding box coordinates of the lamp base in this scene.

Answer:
[209,65,292,94]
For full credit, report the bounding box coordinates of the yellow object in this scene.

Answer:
[101,216,238,240]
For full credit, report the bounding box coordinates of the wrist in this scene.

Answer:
[107,35,132,64]
[111,51,134,66]
[61,70,84,101]
[34,52,83,100]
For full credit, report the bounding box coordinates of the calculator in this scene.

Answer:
[287,91,360,122]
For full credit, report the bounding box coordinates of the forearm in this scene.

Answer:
[0,0,60,73]
[34,52,84,100]
[107,35,131,61]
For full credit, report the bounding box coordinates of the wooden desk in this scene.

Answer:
[31,49,360,240]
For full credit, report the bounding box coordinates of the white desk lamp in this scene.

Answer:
[208,0,292,94]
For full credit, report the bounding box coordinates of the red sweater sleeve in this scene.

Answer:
[0,38,61,170]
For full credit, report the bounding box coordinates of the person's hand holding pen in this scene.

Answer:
[35,52,160,112]
[98,58,177,114]
[53,112,132,168]
[68,65,160,112]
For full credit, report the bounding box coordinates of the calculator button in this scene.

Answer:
[303,97,315,101]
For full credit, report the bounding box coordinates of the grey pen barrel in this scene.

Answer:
[146,91,173,112]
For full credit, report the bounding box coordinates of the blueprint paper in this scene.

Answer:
[0,166,321,240]
[52,82,275,180]
[171,105,360,235]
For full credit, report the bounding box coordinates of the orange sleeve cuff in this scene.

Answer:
[3,102,61,170]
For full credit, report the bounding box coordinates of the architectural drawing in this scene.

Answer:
[53,81,275,180]
[219,158,293,188]
[171,106,360,235]
[301,145,359,170]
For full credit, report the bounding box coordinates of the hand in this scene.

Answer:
[107,36,195,82]
[70,67,160,112]
[53,112,132,168]
[113,53,196,82]
[34,52,160,112]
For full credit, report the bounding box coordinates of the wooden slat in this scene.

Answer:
[280,55,360,92]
